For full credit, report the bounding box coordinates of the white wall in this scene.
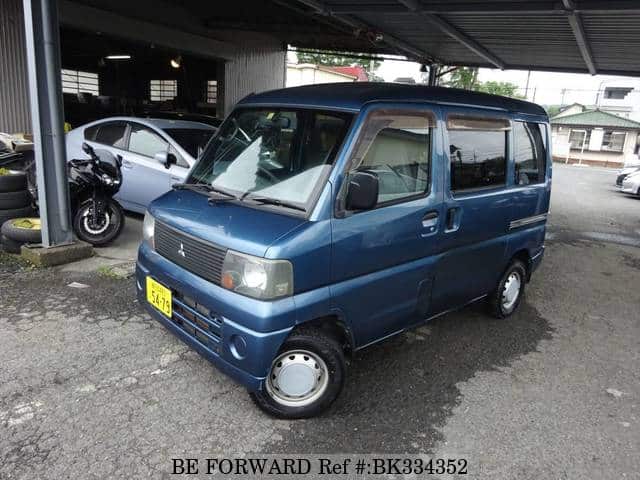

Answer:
[598,79,640,122]
[286,64,356,87]
[554,104,584,119]
[552,125,639,164]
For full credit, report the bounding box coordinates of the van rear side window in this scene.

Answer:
[514,121,546,185]
[447,115,509,192]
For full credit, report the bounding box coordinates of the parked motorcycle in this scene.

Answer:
[68,143,125,245]
[28,142,125,246]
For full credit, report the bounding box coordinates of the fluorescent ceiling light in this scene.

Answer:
[105,55,131,60]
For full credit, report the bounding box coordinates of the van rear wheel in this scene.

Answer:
[250,329,345,419]
[488,259,527,319]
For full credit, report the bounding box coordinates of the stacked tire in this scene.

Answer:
[0,171,37,253]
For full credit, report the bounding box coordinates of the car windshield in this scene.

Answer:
[188,108,352,211]
[163,128,215,159]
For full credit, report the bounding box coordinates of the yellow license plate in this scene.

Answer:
[146,276,172,318]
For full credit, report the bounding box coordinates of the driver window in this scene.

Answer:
[128,124,168,158]
[169,145,189,168]
[350,109,433,206]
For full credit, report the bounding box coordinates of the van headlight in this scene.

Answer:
[221,250,293,300]
[142,211,155,249]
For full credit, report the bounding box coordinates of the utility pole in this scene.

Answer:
[524,70,531,99]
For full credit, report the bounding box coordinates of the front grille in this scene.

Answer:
[155,221,226,285]
[172,292,222,354]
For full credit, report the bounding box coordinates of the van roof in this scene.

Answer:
[238,82,548,117]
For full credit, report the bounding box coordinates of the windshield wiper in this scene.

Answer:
[173,182,238,203]
[207,185,238,200]
[248,196,306,212]
[173,182,211,192]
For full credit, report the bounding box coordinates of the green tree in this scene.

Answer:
[444,66,523,99]
[478,81,524,98]
[445,67,480,90]
[296,51,380,71]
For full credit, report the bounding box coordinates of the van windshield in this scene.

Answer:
[188,107,352,211]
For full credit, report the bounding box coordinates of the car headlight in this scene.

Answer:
[221,250,293,300]
[142,211,155,249]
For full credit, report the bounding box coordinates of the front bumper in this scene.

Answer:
[621,180,639,194]
[136,242,295,392]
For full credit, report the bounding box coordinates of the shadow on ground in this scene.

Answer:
[268,301,554,454]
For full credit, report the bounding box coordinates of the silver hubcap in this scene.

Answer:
[501,271,522,311]
[266,350,329,407]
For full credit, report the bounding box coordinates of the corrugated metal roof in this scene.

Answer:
[551,110,640,129]
[69,1,640,77]
[271,0,640,76]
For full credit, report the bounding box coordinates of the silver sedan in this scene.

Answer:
[66,117,216,213]
[621,170,640,196]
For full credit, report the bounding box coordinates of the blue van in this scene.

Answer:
[137,83,551,418]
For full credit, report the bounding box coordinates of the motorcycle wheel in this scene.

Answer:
[73,199,125,246]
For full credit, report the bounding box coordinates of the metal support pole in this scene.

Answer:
[23,0,73,247]
[428,64,439,86]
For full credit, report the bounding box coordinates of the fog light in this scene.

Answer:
[229,334,247,360]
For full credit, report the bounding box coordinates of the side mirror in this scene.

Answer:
[346,171,379,211]
[82,142,94,156]
[154,151,174,169]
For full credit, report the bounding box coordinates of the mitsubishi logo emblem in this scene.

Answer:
[178,242,186,257]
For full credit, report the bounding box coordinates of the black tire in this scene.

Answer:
[1,217,42,244]
[0,171,28,193]
[0,190,31,209]
[0,206,36,227]
[250,328,346,419]
[488,259,527,319]
[1,234,23,254]
[73,199,125,246]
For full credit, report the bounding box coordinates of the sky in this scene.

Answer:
[376,58,640,106]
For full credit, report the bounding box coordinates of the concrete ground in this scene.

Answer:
[1,164,638,479]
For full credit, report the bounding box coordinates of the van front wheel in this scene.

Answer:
[488,259,527,319]
[250,329,345,419]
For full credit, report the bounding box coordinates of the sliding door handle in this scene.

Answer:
[445,207,461,232]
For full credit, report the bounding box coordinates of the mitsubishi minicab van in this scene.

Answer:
[137,83,551,418]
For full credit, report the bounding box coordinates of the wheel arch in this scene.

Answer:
[291,314,355,356]
[511,248,533,282]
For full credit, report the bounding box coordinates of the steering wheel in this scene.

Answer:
[256,165,279,183]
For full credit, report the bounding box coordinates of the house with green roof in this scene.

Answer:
[551,108,640,167]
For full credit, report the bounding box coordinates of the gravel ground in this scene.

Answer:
[1,164,638,479]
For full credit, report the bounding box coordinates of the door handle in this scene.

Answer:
[170,176,181,182]
[421,211,439,236]
[445,207,461,232]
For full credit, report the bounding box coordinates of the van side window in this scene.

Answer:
[514,121,546,185]
[350,110,433,206]
[447,115,509,192]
